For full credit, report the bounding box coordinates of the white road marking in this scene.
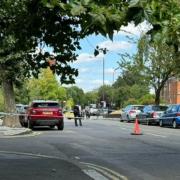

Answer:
[145,133,167,138]
[83,169,108,180]
[64,130,77,133]
[121,128,127,130]
[0,150,60,159]
[74,156,80,160]
[81,162,128,180]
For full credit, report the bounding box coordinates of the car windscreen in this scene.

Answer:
[32,103,60,108]
[152,106,168,111]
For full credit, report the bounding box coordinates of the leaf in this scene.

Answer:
[129,0,140,8]
[70,4,86,16]
[94,49,99,56]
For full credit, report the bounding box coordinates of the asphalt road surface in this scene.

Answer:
[1,117,180,180]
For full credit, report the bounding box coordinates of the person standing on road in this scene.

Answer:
[73,105,82,126]
[85,107,90,119]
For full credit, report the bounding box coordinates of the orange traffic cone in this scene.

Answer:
[131,118,143,135]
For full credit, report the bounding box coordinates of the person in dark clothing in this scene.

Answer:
[73,105,82,126]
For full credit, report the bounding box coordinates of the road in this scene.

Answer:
[1,117,180,180]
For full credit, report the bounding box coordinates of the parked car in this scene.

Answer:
[137,105,168,125]
[64,109,74,120]
[26,100,64,130]
[16,104,28,114]
[99,108,108,116]
[18,105,29,127]
[120,105,144,122]
[159,104,180,128]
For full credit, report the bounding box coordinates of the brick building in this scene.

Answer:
[161,77,180,104]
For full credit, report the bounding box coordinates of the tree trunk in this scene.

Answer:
[2,79,21,127]
[155,88,161,105]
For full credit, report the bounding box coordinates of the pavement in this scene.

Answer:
[0,119,32,137]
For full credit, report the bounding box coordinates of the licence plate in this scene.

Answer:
[43,111,53,115]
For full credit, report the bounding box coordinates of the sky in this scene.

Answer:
[68,22,150,92]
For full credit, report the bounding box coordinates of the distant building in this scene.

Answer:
[161,77,180,104]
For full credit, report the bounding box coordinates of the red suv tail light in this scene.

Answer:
[58,109,63,115]
[32,110,37,114]
[29,109,37,115]
[176,113,180,116]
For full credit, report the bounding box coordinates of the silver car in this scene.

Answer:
[120,105,144,122]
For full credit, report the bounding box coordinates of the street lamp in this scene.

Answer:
[102,57,105,102]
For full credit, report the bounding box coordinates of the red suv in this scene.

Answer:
[27,100,64,130]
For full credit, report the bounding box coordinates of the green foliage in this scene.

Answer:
[113,57,150,107]
[66,86,85,106]
[2,0,180,115]
[136,34,179,104]
[15,80,30,104]
[65,98,74,110]
[124,98,140,107]
[65,0,129,39]
[84,91,98,105]
[98,85,114,107]
[139,94,155,105]
[0,89,4,111]
[127,0,180,52]
[27,68,67,101]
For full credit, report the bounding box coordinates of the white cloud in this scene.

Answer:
[115,21,152,37]
[79,68,89,73]
[105,68,114,74]
[76,79,84,83]
[91,79,110,86]
[75,53,104,64]
[98,40,132,52]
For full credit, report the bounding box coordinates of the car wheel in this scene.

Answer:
[28,120,33,129]
[159,120,163,127]
[173,120,177,129]
[120,115,124,122]
[24,123,28,128]
[126,115,130,123]
[57,120,64,130]
[147,119,151,126]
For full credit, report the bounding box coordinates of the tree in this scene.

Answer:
[15,80,30,105]
[0,88,4,112]
[126,0,180,52]
[66,86,85,106]
[113,58,150,107]
[98,85,114,108]
[0,0,130,126]
[64,98,74,110]
[28,68,67,101]
[84,91,98,106]
[136,35,179,105]
[1,0,180,127]
[139,94,155,105]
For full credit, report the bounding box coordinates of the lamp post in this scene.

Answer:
[102,57,105,102]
